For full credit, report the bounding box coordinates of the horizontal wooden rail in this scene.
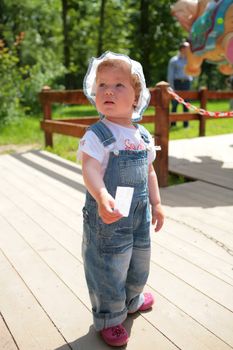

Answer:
[39,89,89,105]
[40,120,89,138]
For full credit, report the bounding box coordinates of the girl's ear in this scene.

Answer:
[133,97,138,109]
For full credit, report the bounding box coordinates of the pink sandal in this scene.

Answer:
[100,324,129,347]
[128,292,154,314]
[138,292,154,311]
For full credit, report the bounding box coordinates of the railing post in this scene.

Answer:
[199,87,207,137]
[154,81,170,187]
[41,86,53,147]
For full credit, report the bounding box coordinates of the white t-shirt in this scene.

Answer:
[77,119,156,174]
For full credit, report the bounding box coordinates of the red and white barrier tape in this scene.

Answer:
[167,87,233,117]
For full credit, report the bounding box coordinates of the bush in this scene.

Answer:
[0,42,26,124]
[0,38,65,124]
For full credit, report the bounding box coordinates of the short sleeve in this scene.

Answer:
[77,130,106,164]
[147,133,156,164]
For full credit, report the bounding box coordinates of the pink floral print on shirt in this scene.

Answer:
[124,139,146,150]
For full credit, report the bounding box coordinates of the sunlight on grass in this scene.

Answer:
[46,134,79,162]
[53,104,98,118]
[0,116,44,145]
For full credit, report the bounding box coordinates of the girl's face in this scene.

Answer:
[95,65,137,126]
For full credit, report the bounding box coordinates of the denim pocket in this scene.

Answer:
[119,158,147,186]
[99,220,133,254]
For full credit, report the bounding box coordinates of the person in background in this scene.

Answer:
[167,42,193,127]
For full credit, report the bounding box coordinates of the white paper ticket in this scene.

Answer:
[114,186,134,217]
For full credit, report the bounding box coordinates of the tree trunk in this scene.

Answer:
[61,0,71,88]
[97,0,107,56]
[140,0,150,83]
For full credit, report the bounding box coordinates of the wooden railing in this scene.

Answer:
[39,82,233,187]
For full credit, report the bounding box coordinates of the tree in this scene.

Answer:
[0,0,65,122]
[128,0,184,86]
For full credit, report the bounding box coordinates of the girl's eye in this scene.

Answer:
[98,83,105,88]
[116,83,124,88]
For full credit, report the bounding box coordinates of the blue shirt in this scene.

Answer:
[167,54,192,89]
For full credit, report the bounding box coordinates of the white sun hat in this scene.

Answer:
[83,51,151,122]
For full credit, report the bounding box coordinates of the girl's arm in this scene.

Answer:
[148,163,164,232]
[82,152,122,224]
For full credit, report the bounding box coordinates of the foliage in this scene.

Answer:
[60,0,185,88]
[129,0,184,85]
[0,43,26,123]
[193,62,228,90]
[0,0,230,125]
[62,0,134,88]
[0,0,65,123]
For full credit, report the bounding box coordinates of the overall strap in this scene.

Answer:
[135,124,150,144]
[88,121,116,147]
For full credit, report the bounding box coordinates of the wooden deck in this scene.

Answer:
[0,134,233,350]
[169,133,233,190]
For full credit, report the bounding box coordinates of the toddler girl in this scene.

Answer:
[77,51,164,347]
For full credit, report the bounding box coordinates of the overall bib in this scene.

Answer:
[82,121,151,331]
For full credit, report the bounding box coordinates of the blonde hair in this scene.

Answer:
[96,59,141,104]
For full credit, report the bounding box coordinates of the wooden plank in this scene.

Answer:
[0,249,71,350]
[0,153,84,203]
[170,163,233,190]
[22,151,84,184]
[2,153,233,276]
[148,263,233,346]
[0,179,82,258]
[0,201,177,349]
[165,206,233,244]
[148,262,233,347]
[0,314,18,350]
[5,152,86,197]
[39,89,89,104]
[170,113,200,122]
[1,194,229,350]
[0,162,84,240]
[2,160,233,299]
[207,90,233,99]
[150,241,233,310]
[169,134,233,189]
[0,216,110,349]
[40,120,87,138]
[142,286,232,350]
[163,217,233,265]
[2,153,233,264]
[56,117,98,124]
[161,180,233,215]
[152,231,233,286]
[164,206,233,249]
[160,181,233,252]
[0,194,87,303]
[1,150,233,348]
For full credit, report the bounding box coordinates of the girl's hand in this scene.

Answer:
[151,203,164,232]
[97,191,123,224]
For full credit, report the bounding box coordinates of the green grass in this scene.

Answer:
[0,100,232,165]
[0,116,44,146]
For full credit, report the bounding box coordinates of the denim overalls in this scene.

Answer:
[82,121,151,331]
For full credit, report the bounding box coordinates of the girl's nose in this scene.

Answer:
[105,87,114,95]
